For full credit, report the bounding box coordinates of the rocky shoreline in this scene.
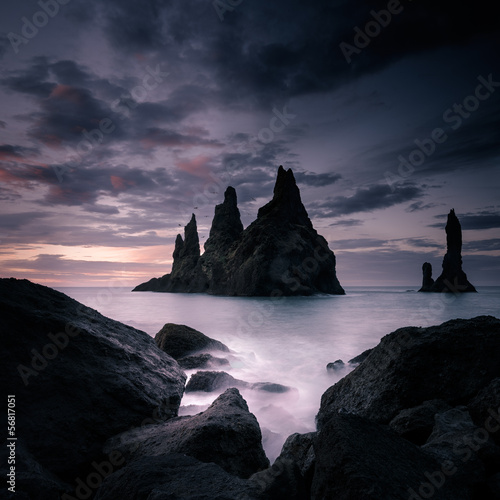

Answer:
[2,278,500,499]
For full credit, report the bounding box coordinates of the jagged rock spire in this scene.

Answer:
[204,187,243,255]
[171,214,200,277]
[134,166,344,296]
[257,166,312,228]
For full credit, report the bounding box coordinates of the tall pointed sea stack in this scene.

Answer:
[419,209,476,292]
[133,166,344,296]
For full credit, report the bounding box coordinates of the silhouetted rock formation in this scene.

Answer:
[0,278,186,497]
[185,370,293,394]
[154,323,229,360]
[134,166,344,296]
[421,262,434,289]
[103,388,270,479]
[419,209,476,292]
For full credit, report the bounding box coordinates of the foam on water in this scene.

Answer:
[58,285,500,462]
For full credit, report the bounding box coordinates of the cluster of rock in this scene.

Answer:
[154,322,292,394]
[3,278,500,499]
[134,166,345,296]
[419,209,477,292]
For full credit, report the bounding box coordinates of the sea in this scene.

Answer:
[56,285,500,462]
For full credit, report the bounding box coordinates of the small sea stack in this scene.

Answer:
[419,209,476,293]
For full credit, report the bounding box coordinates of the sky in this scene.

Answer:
[0,0,499,288]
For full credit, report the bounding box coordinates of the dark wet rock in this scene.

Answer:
[280,432,316,478]
[0,444,72,500]
[468,378,500,445]
[348,348,373,365]
[311,412,467,500]
[134,166,344,296]
[103,388,270,479]
[326,359,345,371]
[389,400,452,445]
[154,323,229,360]
[249,454,308,500]
[0,278,186,492]
[317,316,500,429]
[421,261,435,290]
[421,408,500,493]
[178,352,230,369]
[419,209,476,292]
[250,382,292,393]
[487,473,500,498]
[95,453,260,500]
[185,370,244,392]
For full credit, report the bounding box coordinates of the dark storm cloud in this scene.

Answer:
[329,219,364,227]
[1,56,54,97]
[0,33,8,59]
[463,239,500,252]
[0,212,51,230]
[0,144,38,160]
[460,212,500,230]
[367,95,500,182]
[26,84,126,147]
[429,211,500,230]
[68,0,500,104]
[404,238,441,249]
[310,183,424,217]
[405,201,441,213]
[294,171,342,187]
[137,127,223,150]
[0,162,175,208]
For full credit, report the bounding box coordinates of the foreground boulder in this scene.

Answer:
[154,323,229,359]
[419,209,476,292]
[317,316,500,429]
[103,388,270,479]
[95,453,259,500]
[312,412,467,500]
[253,432,316,499]
[389,400,452,445]
[134,166,344,296]
[0,278,186,491]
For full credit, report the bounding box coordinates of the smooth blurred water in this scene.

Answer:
[57,285,500,461]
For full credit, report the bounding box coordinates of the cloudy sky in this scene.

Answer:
[1,0,499,288]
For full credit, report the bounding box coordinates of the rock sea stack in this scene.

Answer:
[419,209,476,292]
[133,166,344,296]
